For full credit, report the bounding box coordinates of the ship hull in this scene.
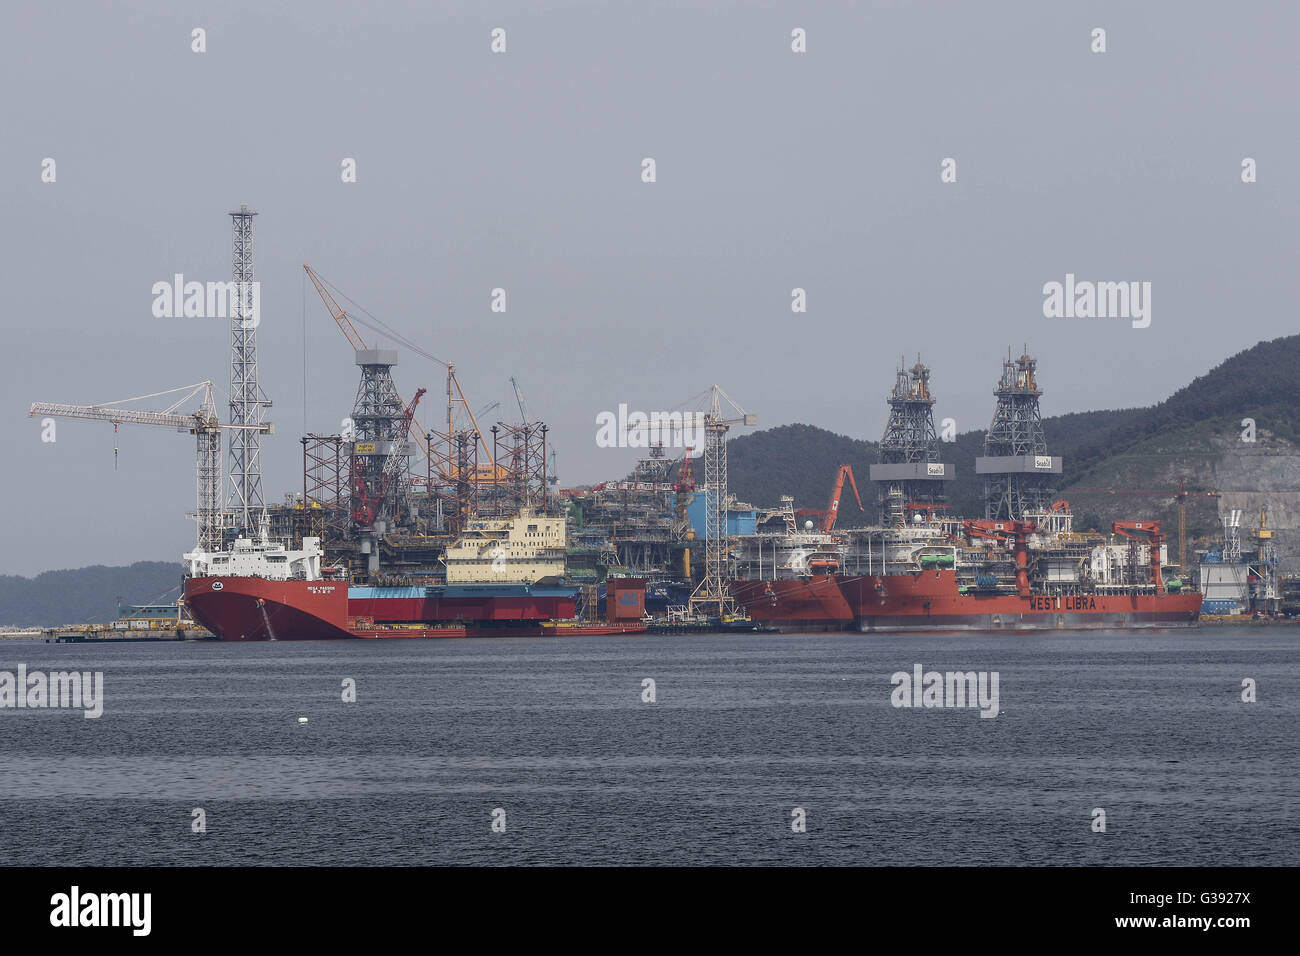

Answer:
[185,577,582,641]
[729,576,855,632]
[837,571,1203,632]
[185,577,352,641]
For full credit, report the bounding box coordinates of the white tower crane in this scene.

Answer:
[687,385,756,621]
[29,382,259,551]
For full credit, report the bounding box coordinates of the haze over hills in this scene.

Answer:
[0,562,181,628]
[5,336,1299,625]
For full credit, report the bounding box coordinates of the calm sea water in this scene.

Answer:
[0,628,1295,866]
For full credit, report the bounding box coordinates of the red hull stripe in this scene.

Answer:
[732,570,1203,631]
[186,577,580,641]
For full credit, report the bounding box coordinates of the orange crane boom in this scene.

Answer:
[304,264,367,352]
[305,264,430,460]
[822,464,865,533]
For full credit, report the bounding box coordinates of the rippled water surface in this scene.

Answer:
[0,628,1294,865]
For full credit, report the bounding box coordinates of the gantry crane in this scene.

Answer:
[1111,520,1166,592]
[29,382,261,550]
[963,519,1038,596]
[1069,478,1220,572]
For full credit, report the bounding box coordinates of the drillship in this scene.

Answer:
[834,509,1202,631]
[729,351,1203,631]
[183,509,644,639]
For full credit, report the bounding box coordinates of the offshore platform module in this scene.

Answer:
[31,207,647,641]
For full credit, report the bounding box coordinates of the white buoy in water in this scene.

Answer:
[298,717,308,724]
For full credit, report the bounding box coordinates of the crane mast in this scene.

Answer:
[687,385,757,620]
[29,382,233,550]
[227,204,272,536]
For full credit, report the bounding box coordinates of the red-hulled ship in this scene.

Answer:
[182,512,646,640]
[183,574,585,641]
[730,509,1202,632]
[836,569,1202,631]
[729,349,1202,632]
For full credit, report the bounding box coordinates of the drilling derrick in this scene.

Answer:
[869,357,952,526]
[226,204,272,536]
[976,348,1062,520]
[348,349,414,573]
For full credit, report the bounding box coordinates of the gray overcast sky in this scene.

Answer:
[3,0,1298,575]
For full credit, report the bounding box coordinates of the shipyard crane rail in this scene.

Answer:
[28,382,265,550]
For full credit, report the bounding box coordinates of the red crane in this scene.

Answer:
[1068,478,1220,571]
[673,446,696,493]
[963,519,1038,597]
[352,387,427,527]
[1111,520,1166,593]
[821,465,865,533]
[796,465,867,532]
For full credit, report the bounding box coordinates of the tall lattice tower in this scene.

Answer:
[688,386,754,620]
[869,357,952,525]
[976,348,1062,520]
[195,393,224,552]
[227,204,271,534]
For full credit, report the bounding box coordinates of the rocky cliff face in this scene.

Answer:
[1211,429,1300,569]
[1063,422,1300,575]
